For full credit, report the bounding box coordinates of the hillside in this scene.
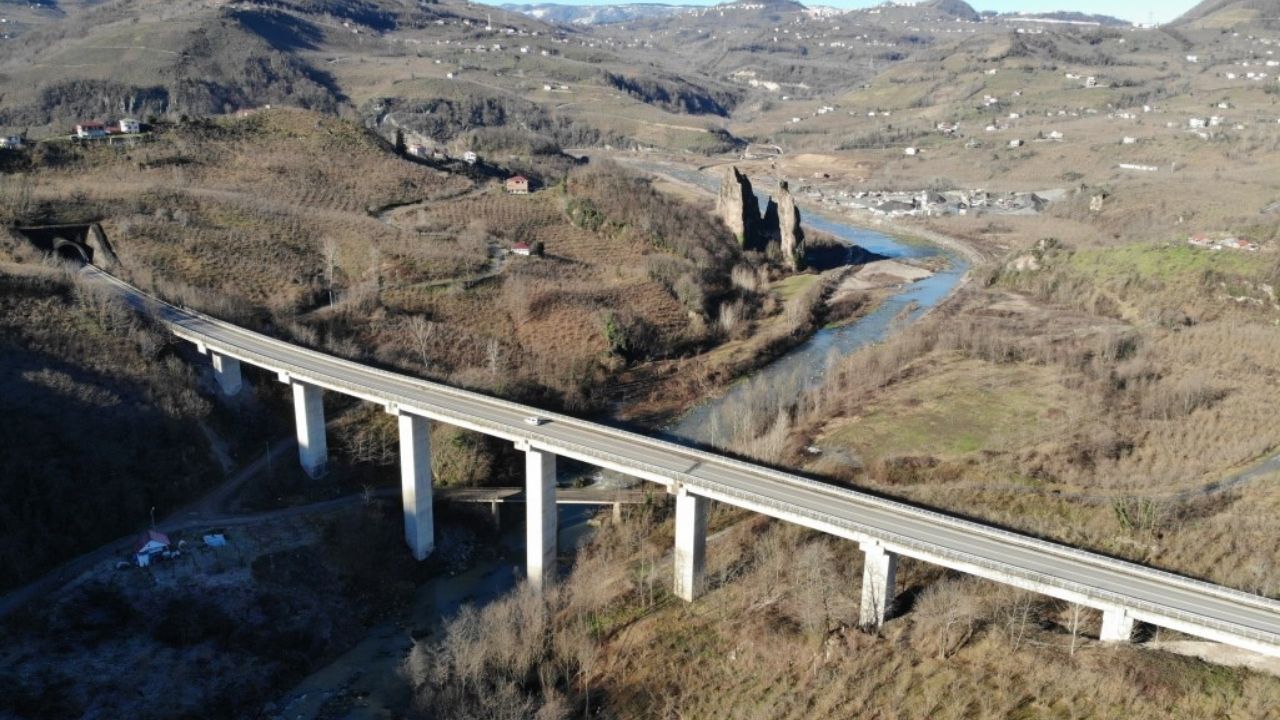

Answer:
[0,264,224,592]
[1174,0,1280,28]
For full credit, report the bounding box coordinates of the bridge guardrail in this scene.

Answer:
[180,308,1280,616]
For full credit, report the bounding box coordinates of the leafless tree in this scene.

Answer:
[487,337,502,378]
[407,316,437,372]
[321,236,340,306]
[1001,589,1037,650]
[793,540,839,638]
[915,578,980,659]
[1066,602,1086,656]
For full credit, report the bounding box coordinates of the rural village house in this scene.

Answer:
[133,529,171,567]
[506,175,529,194]
[75,121,106,139]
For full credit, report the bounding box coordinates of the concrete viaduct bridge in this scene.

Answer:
[85,266,1280,658]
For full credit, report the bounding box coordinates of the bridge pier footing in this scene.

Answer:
[1100,608,1135,643]
[673,486,708,602]
[396,413,434,560]
[524,446,557,591]
[210,352,242,396]
[860,541,898,628]
[291,381,328,478]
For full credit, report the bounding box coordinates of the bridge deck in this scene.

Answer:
[85,266,1280,658]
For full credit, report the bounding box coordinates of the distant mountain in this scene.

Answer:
[503,0,811,26]
[922,0,981,22]
[501,2,689,25]
[992,10,1130,27]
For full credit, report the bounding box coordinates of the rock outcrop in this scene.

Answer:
[717,166,759,247]
[717,167,806,270]
[776,181,805,271]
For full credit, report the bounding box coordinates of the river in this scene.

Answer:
[671,198,969,444]
[273,164,969,719]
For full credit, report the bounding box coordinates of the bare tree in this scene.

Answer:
[915,578,980,659]
[407,316,437,372]
[1002,589,1036,650]
[793,540,838,639]
[321,236,340,306]
[1066,603,1086,656]
[487,337,502,379]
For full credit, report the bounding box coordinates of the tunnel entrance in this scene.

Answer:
[52,237,90,263]
[15,224,115,266]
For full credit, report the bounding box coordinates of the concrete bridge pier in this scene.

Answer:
[673,485,708,602]
[210,352,242,396]
[1100,608,1135,643]
[522,444,557,591]
[289,379,328,478]
[392,409,434,560]
[860,540,898,628]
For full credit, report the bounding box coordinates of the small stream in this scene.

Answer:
[274,163,969,719]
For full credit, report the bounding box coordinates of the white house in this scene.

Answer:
[134,530,171,567]
[903,146,919,156]
[118,118,141,134]
[76,122,107,139]
[0,135,22,150]
[463,150,478,165]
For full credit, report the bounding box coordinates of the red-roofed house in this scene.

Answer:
[512,242,532,256]
[134,530,171,567]
[505,175,529,195]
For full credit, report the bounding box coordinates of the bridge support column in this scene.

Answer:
[673,486,708,602]
[291,381,328,478]
[397,413,434,560]
[210,352,242,396]
[524,446,557,591]
[1100,608,1135,643]
[859,541,897,628]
